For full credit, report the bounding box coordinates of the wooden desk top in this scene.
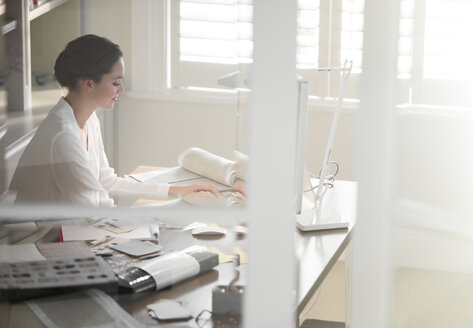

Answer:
[295,180,357,313]
[124,172,356,324]
[117,224,247,328]
[0,179,355,327]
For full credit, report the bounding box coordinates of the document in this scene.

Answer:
[61,223,153,242]
[0,244,45,262]
[27,289,146,328]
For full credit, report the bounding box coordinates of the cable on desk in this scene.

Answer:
[305,161,339,193]
[195,309,240,327]
[304,161,339,206]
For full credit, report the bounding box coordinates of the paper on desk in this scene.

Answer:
[0,244,45,262]
[3,222,39,244]
[129,166,199,184]
[27,289,146,328]
[133,166,231,192]
[207,247,235,264]
[36,242,92,259]
[147,299,192,321]
[61,224,153,242]
[110,240,163,257]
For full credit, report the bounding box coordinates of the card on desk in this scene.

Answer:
[110,240,163,257]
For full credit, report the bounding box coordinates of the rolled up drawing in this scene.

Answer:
[178,147,237,186]
[233,150,249,181]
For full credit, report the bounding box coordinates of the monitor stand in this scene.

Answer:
[296,185,349,232]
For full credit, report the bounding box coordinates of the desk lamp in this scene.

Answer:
[296,60,353,231]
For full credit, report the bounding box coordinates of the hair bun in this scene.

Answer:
[53,50,71,87]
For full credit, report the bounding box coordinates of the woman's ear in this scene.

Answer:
[80,78,94,92]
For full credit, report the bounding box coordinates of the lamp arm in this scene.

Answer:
[314,60,352,201]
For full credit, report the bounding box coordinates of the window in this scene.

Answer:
[169,0,471,107]
[171,0,364,99]
[398,0,473,107]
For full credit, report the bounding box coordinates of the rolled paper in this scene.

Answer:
[178,147,237,186]
[233,150,249,181]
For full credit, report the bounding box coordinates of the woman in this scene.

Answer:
[10,34,218,206]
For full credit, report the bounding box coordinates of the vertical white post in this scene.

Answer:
[244,0,297,327]
[345,244,353,328]
[5,0,31,113]
[352,0,399,327]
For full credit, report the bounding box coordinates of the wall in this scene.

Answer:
[114,95,239,175]
[395,106,473,273]
[30,0,81,77]
[113,95,358,180]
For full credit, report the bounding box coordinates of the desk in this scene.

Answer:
[0,176,356,328]
[117,225,247,328]
[123,171,357,327]
[296,180,357,326]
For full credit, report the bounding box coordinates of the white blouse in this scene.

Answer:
[10,98,170,206]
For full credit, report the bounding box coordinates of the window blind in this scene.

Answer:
[395,0,473,106]
[423,0,473,81]
[340,0,364,73]
[175,0,364,95]
[398,0,414,79]
[179,0,322,67]
[179,0,241,64]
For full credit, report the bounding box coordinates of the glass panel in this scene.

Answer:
[1,2,249,326]
[391,1,473,327]
[0,4,5,117]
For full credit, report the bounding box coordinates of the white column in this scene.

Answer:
[352,0,400,327]
[244,0,297,327]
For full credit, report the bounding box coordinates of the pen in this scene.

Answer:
[148,223,160,245]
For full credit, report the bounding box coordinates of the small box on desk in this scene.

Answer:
[212,285,244,321]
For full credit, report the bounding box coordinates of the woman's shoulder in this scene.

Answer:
[47,98,79,131]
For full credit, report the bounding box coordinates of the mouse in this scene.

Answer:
[191,224,227,236]
[232,224,248,237]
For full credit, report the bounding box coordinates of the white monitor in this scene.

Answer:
[294,80,309,216]
[295,61,352,231]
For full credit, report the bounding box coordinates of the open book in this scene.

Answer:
[129,148,248,206]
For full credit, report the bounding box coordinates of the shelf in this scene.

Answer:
[0,2,16,35]
[1,18,15,35]
[1,0,70,35]
[3,0,74,113]
[29,0,70,21]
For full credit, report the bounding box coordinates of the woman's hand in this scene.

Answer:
[233,183,246,197]
[169,183,220,197]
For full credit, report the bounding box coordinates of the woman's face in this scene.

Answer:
[91,57,125,110]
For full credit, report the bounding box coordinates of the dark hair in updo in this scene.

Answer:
[54,34,123,90]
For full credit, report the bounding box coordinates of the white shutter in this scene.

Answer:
[179,0,239,64]
[179,0,319,67]
[297,0,320,68]
[173,0,364,97]
[397,0,415,79]
[397,0,473,106]
[423,0,473,81]
[340,0,364,73]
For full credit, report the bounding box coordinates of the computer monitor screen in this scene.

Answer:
[294,80,309,215]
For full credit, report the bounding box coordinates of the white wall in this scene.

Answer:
[114,95,238,175]
[30,0,81,77]
[113,95,358,180]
